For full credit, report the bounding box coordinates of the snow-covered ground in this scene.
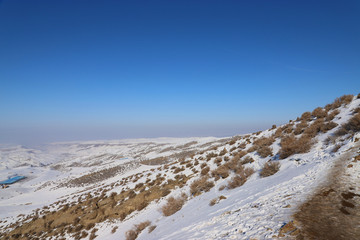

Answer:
[0,96,359,239]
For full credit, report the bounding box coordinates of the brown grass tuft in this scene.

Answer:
[312,107,327,119]
[294,120,308,135]
[300,112,312,121]
[190,177,215,196]
[125,221,151,240]
[335,112,360,136]
[162,194,187,216]
[227,166,254,189]
[279,134,312,159]
[260,161,280,177]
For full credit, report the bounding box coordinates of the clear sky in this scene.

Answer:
[0,0,359,145]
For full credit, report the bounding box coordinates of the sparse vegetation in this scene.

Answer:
[125,221,151,240]
[260,161,280,177]
[211,165,230,180]
[141,156,169,165]
[190,177,215,196]
[227,165,254,189]
[209,195,227,206]
[279,134,312,159]
[335,112,360,136]
[162,194,187,216]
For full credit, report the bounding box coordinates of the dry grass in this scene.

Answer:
[211,165,230,180]
[219,148,228,156]
[248,137,274,158]
[257,146,273,158]
[312,107,327,119]
[260,161,280,177]
[227,166,254,189]
[190,177,215,196]
[325,94,354,110]
[326,109,340,121]
[161,194,187,216]
[335,112,360,136]
[125,221,151,240]
[240,156,254,165]
[331,144,342,153]
[209,195,227,206]
[200,166,210,176]
[148,225,156,233]
[294,120,308,135]
[279,134,312,159]
[300,111,312,121]
[111,226,118,234]
[141,156,169,165]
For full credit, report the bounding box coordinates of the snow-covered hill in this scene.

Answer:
[1,94,359,240]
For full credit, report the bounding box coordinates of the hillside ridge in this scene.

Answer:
[0,94,359,240]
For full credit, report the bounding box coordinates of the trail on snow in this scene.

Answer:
[293,141,360,240]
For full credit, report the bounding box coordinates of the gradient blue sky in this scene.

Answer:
[1,0,359,145]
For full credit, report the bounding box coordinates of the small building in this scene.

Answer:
[0,176,26,188]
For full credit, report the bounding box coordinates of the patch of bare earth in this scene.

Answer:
[279,143,360,240]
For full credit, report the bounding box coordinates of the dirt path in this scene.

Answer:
[289,142,360,239]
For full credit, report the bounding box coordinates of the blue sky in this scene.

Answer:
[1,0,359,145]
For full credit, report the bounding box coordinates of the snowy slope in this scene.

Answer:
[0,95,359,240]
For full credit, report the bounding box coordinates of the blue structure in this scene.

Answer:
[0,176,26,185]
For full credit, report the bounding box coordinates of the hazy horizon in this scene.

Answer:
[1,0,359,145]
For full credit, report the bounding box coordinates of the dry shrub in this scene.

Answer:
[312,107,327,119]
[111,226,118,234]
[321,121,338,132]
[303,119,325,138]
[331,144,341,153]
[125,221,151,240]
[260,161,280,177]
[209,198,218,206]
[300,112,312,121]
[209,195,227,206]
[206,152,217,160]
[353,107,360,114]
[228,138,237,145]
[326,109,340,121]
[294,121,308,135]
[326,94,354,110]
[214,157,222,166]
[282,123,294,134]
[162,194,187,216]
[227,166,254,189]
[340,94,354,105]
[148,225,156,233]
[211,165,230,180]
[219,148,228,156]
[250,137,274,158]
[335,112,360,136]
[200,167,210,176]
[190,177,215,196]
[274,128,282,138]
[141,157,169,165]
[240,156,254,165]
[279,135,312,159]
[173,167,185,174]
[238,143,247,149]
[257,146,273,158]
